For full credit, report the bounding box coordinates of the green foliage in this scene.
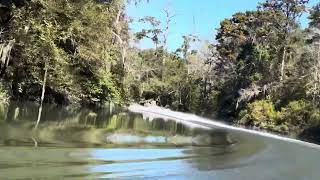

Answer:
[0,0,125,105]
[0,81,9,102]
[281,100,320,129]
[309,3,320,27]
[0,0,319,138]
[240,100,281,126]
[240,99,320,134]
[135,16,162,47]
[123,45,218,114]
[175,34,200,59]
[215,10,288,116]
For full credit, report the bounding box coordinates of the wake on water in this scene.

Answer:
[129,104,320,150]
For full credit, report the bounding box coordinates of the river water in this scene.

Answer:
[0,102,319,179]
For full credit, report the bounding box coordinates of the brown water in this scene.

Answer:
[0,102,320,179]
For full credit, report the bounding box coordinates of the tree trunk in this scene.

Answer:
[0,40,14,77]
[161,6,175,80]
[112,31,126,68]
[315,43,320,102]
[161,50,166,80]
[34,62,48,130]
[5,101,18,122]
[122,46,126,68]
[113,6,126,68]
[280,47,286,81]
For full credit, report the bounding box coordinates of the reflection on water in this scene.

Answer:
[0,101,319,179]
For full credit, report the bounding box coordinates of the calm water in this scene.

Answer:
[0,102,320,179]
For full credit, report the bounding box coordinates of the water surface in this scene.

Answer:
[0,102,319,179]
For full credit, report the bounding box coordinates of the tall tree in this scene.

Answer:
[216,9,292,115]
[2,0,126,106]
[305,3,320,103]
[260,0,309,81]
[135,16,162,48]
[161,5,176,66]
[135,6,176,79]
[309,2,320,28]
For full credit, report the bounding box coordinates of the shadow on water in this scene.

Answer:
[0,101,320,179]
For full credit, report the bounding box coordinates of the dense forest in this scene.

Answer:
[0,0,320,137]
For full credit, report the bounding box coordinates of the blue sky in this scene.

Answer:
[126,0,318,51]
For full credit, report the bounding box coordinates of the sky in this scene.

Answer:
[126,0,318,52]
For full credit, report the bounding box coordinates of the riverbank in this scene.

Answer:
[130,103,320,145]
[1,95,320,145]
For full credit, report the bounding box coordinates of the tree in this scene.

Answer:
[111,0,132,69]
[185,42,220,114]
[309,2,320,28]
[1,0,126,106]
[260,0,309,81]
[216,10,286,115]
[161,5,176,66]
[305,6,320,103]
[305,31,320,103]
[175,34,199,60]
[135,16,162,48]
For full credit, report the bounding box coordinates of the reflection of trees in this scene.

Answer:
[0,101,243,147]
[0,101,199,146]
[101,113,194,136]
[0,101,76,123]
[0,102,7,122]
[183,131,267,171]
[4,101,19,122]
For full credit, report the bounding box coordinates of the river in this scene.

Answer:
[0,101,319,179]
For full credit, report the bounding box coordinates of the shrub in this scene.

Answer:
[281,100,320,130]
[239,100,281,126]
